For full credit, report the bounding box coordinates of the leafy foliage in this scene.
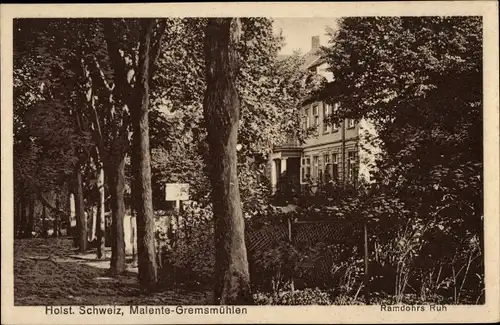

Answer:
[320,17,482,218]
[313,16,484,303]
[14,19,93,197]
[13,16,485,304]
[158,203,214,288]
[147,18,309,214]
[253,288,332,305]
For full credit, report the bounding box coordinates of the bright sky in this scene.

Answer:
[272,18,339,55]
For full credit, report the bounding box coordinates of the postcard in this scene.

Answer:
[1,2,499,324]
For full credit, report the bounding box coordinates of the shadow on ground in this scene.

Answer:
[14,238,212,305]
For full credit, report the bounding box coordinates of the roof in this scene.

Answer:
[301,48,326,70]
[302,80,335,106]
[276,48,325,70]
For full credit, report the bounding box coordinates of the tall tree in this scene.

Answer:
[68,19,131,272]
[131,18,166,287]
[318,17,484,298]
[320,17,482,223]
[74,168,87,251]
[96,164,106,259]
[96,18,167,281]
[14,19,94,246]
[148,18,310,212]
[14,18,130,261]
[203,18,252,304]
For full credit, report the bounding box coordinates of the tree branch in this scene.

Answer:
[78,56,108,163]
[149,19,167,80]
[102,19,133,103]
[37,192,65,215]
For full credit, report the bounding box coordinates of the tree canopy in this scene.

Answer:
[320,17,482,223]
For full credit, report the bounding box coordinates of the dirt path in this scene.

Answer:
[14,238,212,305]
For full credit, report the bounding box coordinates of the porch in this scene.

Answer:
[270,141,302,194]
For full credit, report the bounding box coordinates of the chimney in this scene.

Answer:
[311,36,320,51]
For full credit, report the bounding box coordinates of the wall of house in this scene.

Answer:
[269,34,382,189]
[302,100,358,148]
[301,138,359,184]
[297,98,360,184]
[316,62,334,82]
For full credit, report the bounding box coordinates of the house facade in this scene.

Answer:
[269,36,379,193]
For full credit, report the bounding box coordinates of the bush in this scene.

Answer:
[157,203,215,288]
[332,294,365,305]
[164,223,214,288]
[250,241,299,292]
[253,288,332,305]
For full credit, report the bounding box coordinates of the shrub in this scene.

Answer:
[157,203,215,288]
[332,294,365,305]
[251,241,299,292]
[253,288,332,305]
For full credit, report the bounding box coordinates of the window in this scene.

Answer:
[323,104,331,134]
[323,153,331,181]
[347,151,357,182]
[332,153,339,180]
[313,105,319,127]
[323,153,331,165]
[318,156,323,181]
[312,156,319,180]
[332,103,339,131]
[347,118,356,128]
[305,108,310,128]
[301,157,311,183]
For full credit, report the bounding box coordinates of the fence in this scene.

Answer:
[153,208,372,302]
[246,217,371,302]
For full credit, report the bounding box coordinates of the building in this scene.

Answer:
[269,36,380,193]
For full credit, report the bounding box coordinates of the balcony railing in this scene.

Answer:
[273,137,301,150]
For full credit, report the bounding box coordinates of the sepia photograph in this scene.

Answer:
[1,2,499,324]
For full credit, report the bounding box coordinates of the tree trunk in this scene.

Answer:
[15,186,25,238]
[15,198,20,238]
[53,196,60,238]
[109,155,126,275]
[67,192,73,237]
[42,205,47,238]
[132,18,158,288]
[18,193,27,238]
[363,221,371,304]
[75,169,87,253]
[91,206,97,242]
[203,18,252,305]
[26,193,35,238]
[96,166,106,259]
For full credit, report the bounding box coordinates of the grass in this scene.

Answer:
[14,237,471,306]
[14,237,212,305]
